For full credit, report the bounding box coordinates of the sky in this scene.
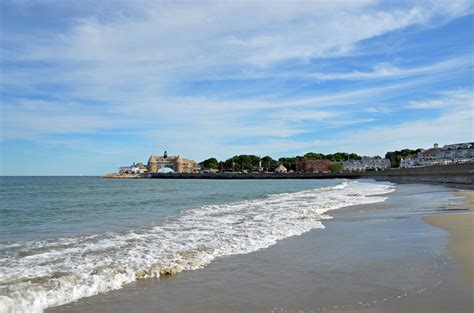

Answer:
[0,0,473,175]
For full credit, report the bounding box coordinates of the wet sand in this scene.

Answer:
[49,183,474,313]
[457,190,474,207]
[424,190,474,285]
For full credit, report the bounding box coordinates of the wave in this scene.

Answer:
[0,180,394,313]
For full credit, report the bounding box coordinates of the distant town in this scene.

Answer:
[107,142,474,178]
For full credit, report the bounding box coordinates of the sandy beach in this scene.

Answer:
[424,190,474,285]
[48,182,474,313]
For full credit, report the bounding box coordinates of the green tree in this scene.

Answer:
[278,157,298,171]
[224,155,262,171]
[304,152,324,159]
[348,153,362,160]
[261,156,278,171]
[199,157,219,169]
[385,148,422,168]
[329,163,342,173]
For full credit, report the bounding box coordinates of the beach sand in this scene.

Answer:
[49,183,474,313]
[424,190,474,285]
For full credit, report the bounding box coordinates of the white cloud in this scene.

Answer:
[316,90,474,155]
[1,0,473,168]
[292,56,473,81]
[405,89,473,109]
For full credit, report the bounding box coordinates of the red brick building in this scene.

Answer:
[296,159,331,173]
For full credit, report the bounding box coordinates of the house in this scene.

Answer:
[341,157,391,172]
[135,163,148,174]
[274,164,288,173]
[417,143,441,166]
[119,163,140,174]
[399,157,419,169]
[401,142,474,168]
[361,157,391,170]
[439,142,474,163]
[341,160,365,172]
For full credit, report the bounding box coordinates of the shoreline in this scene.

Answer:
[102,163,474,190]
[423,190,474,285]
[49,182,474,313]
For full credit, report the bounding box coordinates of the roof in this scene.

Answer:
[136,163,147,169]
[442,142,474,150]
[148,155,179,162]
[420,148,440,155]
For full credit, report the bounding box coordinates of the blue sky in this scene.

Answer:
[1,0,473,175]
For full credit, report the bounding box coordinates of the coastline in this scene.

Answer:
[49,182,474,313]
[102,163,474,191]
[424,190,474,285]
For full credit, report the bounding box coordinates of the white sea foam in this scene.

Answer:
[0,180,394,313]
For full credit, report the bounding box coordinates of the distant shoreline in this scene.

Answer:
[102,163,474,189]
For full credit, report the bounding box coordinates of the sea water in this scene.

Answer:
[0,177,394,313]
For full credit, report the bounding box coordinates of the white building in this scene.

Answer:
[119,165,139,174]
[439,142,474,163]
[274,164,288,173]
[341,157,391,172]
[341,160,365,172]
[399,157,420,169]
[400,142,474,168]
[119,163,147,174]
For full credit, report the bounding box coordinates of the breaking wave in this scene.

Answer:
[0,180,393,313]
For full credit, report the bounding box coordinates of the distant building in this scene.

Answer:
[399,157,419,169]
[341,160,365,172]
[147,151,199,173]
[135,163,148,174]
[439,142,474,162]
[119,162,147,174]
[361,157,391,170]
[274,164,288,173]
[296,159,331,173]
[341,157,391,172]
[417,144,442,166]
[400,142,474,168]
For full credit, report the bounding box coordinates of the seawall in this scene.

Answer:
[364,163,474,188]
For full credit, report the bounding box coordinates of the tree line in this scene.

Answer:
[200,148,423,171]
[199,152,366,172]
[385,148,423,168]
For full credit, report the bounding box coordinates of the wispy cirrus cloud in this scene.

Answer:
[405,89,473,109]
[1,0,473,174]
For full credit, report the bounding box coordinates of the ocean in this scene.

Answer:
[0,177,394,312]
